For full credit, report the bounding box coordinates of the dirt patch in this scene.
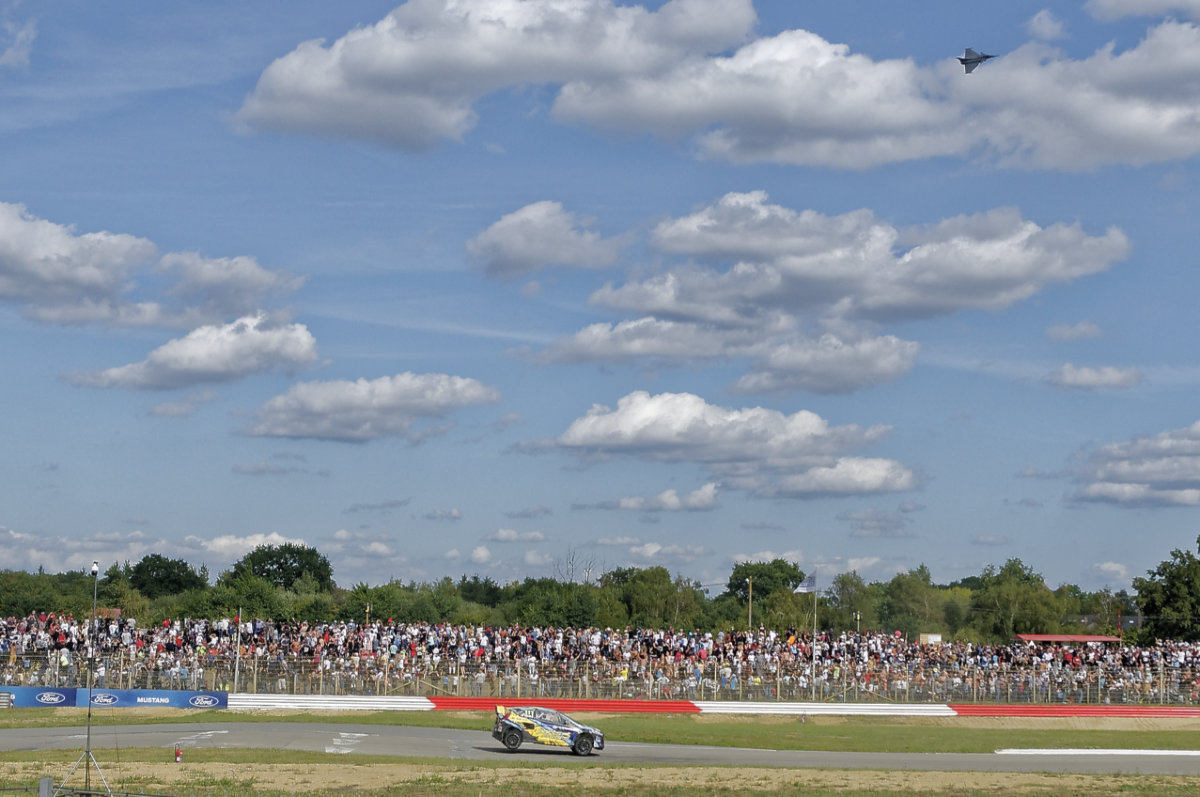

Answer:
[7,760,1192,796]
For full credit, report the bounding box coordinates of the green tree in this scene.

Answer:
[824,571,878,632]
[129,554,207,599]
[968,558,1060,641]
[226,543,334,592]
[724,559,806,605]
[1133,535,1200,641]
[878,565,944,638]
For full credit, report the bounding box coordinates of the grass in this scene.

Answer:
[2,707,1197,754]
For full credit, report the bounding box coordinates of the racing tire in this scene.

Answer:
[502,729,523,751]
[572,735,594,756]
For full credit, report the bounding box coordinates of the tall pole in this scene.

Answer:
[746,578,753,630]
[86,561,97,794]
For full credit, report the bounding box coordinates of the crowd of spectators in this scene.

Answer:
[3,611,1198,705]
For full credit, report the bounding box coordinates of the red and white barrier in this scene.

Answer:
[227,693,1200,718]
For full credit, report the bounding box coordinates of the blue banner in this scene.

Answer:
[0,687,227,709]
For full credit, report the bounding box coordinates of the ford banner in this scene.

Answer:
[0,687,228,709]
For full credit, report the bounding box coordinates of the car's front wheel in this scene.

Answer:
[572,734,594,756]
[502,729,523,751]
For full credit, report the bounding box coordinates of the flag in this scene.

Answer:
[793,574,816,594]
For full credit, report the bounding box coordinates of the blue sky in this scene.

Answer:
[3,0,1200,593]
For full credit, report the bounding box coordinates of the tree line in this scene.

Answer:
[6,537,1200,644]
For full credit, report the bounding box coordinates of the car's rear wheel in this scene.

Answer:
[573,734,594,756]
[502,729,523,751]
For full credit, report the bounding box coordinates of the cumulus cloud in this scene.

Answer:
[183,531,306,559]
[0,202,303,327]
[524,550,554,567]
[246,371,500,442]
[467,201,624,277]
[236,0,755,150]
[1026,10,1066,40]
[470,545,493,564]
[1086,0,1200,21]
[541,192,1122,394]
[488,528,546,542]
[238,0,1200,171]
[0,9,35,69]
[578,482,720,512]
[733,333,919,394]
[628,541,709,563]
[70,313,319,389]
[0,525,160,574]
[555,390,913,498]
[1046,321,1101,341]
[1049,363,1143,389]
[605,193,1129,324]
[1091,560,1130,582]
[159,252,305,320]
[1074,419,1200,506]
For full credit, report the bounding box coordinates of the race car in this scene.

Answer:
[492,704,605,755]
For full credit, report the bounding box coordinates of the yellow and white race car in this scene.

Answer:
[492,704,605,756]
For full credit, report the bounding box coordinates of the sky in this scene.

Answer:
[2,0,1200,595]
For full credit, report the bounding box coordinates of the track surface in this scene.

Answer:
[3,722,1200,776]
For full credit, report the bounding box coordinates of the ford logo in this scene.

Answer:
[91,693,119,705]
[35,692,66,705]
[189,695,219,708]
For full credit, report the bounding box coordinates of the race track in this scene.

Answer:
[3,722,1200,776]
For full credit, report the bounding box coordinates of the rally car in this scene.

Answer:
[492,704,605,755]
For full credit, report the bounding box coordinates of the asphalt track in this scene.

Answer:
[3,722,1200,776]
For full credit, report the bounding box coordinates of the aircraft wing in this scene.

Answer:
[963,61,980,74]
[964,48,981,59]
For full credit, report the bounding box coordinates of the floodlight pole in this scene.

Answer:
[57,561,112,796]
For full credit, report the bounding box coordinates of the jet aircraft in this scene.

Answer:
[957,48,995,74]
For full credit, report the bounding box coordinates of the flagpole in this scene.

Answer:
[811,571,817,702]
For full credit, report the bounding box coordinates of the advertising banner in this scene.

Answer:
[0,687,227,709]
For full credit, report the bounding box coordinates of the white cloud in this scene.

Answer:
[556,390,912,497]
[524,550,554,567]
[0,201,157,316]
[1026,10,1066,41]
[597,535,642,545]
[426,508,464,521]
[628,541,709,563]
[1049,363,1143,389]
[183,531,306,559]
[0,9,35,69]
[236,0,755,150]
[1086,0,1200,21]
[595,194,1128,325]
[247,371,501,441]
[1092,561,1129,583]
[0,525,159,575]
[488,528,546,542]
[733,333,919,394]
[580,482,720,512]
[467,201,624,277]
[0,203,303,327]
[470,545,493,564]
[71,313,319,389]
[1075,420,1200,506]
[159,252,305,320]
[537,316,765,364]
[1046,321,1101,341]
[237,4,1200,171]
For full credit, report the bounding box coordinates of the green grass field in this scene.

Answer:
[2,710,1199,796]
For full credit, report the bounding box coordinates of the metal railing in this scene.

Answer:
[3,650,1196,706]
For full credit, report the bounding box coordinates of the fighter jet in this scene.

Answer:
[957,48,995,74]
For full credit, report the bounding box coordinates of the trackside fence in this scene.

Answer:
[5,651,1200,707]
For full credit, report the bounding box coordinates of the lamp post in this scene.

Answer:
[59,561,111,795]
[746,577,753,630]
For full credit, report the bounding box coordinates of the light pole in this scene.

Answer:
[746,577,753,630]
[57,561,111,796]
